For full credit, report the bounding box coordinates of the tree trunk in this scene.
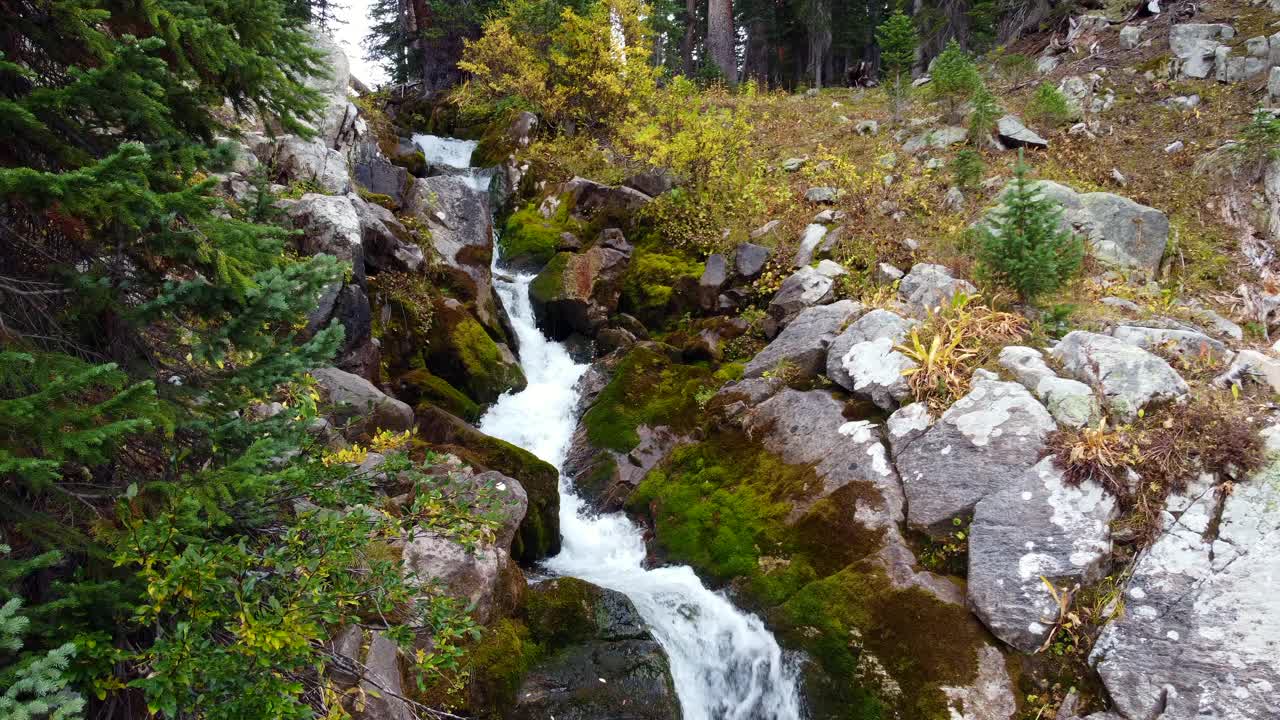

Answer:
[682,0,699,75]
[706,0,736,84]
[745,19,769,85]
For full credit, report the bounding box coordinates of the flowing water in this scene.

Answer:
[418,134,805,720]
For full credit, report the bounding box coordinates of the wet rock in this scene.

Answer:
[415,406,560,563]
[352,142,411,209]
[563,424,688,512]
[1090,471,1280,720]
[1051,331,1188,421]
[425,298,527,404]
[514,579,679,720]
[311,367,414,438]
[896,377,1056,536]
[744,300,862,380]
[898,263,977,314]
[530,246,630,340]
[968,458,1116,652]
[997,115,1048,149]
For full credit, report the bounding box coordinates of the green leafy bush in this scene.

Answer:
[976,158,1084,302]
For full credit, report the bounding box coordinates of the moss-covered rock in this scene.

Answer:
[579,344,715,453]
[416,405,560,563]
[499,203,582,272]
[466,618,542,716]
[529,246,630,340]
[394,369,481,422]
[772,562,986,720]
[426,298,527,405]
[620,248,704,330]
[512,578,679,720]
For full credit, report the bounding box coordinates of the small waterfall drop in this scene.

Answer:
[417,134,805,720]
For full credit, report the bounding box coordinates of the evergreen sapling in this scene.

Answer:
[976,156,1084,303]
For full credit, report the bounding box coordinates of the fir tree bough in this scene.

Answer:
[976,157,1085,303]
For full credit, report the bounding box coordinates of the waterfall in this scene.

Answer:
[419,134,805,720]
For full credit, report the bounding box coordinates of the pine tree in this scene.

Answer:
[876,6,918,123]
[969,79,1000,145]
[977,156,1084,303]
[0,547,85,720]
[930,39,981,123]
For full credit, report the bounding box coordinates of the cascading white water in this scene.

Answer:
[411,134,496,193]
[479,269,805,720]
[407,129,805,718]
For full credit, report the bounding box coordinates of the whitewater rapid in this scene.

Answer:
[416,134,804,720]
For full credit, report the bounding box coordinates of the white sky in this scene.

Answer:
[333,0,390,87]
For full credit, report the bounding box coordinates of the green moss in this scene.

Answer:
[579,346,714,453]
[426,303,527,405]
[523,577,602,649]
[775,563,985,720]
[397,370,482,423]
[620,248,704,328]
[529,252,571,305]
[467,619,542,715]
[501,206,565,269]
[627,430,820,583]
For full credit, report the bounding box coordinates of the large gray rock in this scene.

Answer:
[898,263,977,314]
[793,223,830,267]
[272,136,352,194]
[826,309,918,410]
[1110,325,1232,364]
[310,367,414,438]
[288,194,363,263]
[744,389,903,525]
[766,264,840,329]
[698,253,728,311]
[529,246,630,340]
[896,377,1056,536]
[562,176,652,223]
[998,346,1100,428]
[350,194,425,274]
[745,300,862,379]
[968,458,1116,653]
[329,629,414,720]
[903,126,968,153]
[734,242,771,280]
[352,142,411,209]
[1090,470,1280,720]
[997,115,1048,149]
[401,532,510,624]
[989,180,1168,273]
[1051,331,1188,421]
[1170,24,1234,79]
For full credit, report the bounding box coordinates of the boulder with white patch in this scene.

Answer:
[1051,331,1188,422]
[1110,325,1232,364]
[998,346,1100,429]
[826,309,918,410]
[1089,468,1280,720]
[968,458,1116,653]
[765,262,845,331]
[744,300,863,379]
[896,377,1056,536]
[898,264,977,314]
